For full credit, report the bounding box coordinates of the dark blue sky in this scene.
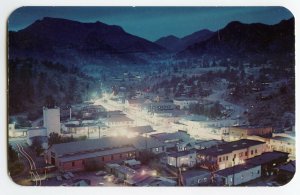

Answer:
[8,7,293,41]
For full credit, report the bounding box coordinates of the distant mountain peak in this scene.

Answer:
[177,17,295,58]
[155,29,214,52]
[9,17,165,66]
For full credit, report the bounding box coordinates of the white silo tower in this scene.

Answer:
[43,106,61,136]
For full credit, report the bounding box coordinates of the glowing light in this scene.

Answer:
[141,170,146,175]
[151,170,157,176]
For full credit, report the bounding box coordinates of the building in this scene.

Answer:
[45,136,165,172]
[43,106,61,136]
[150,131,192,151]
[142,101,177,113]
[100,114,134,127]
[45,138,138,172]
[245,151,289,176]
[194,139,224,150]
[114,165,137,180]
[268,136,295,160]
[223,126,273,141]
[173,98,198,109]
[132,136,166,154]
[124,159,141,169]
[214,164,261,186]
[197,139,267,171]
[27,127,48,149]
[61,120,106,138]
[8,123,27,137]
[167,149,197,168]
[180,170,211,186]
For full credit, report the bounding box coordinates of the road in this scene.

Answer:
[16,143,42,186]
[94,98,175,134]
[204,89,246,121]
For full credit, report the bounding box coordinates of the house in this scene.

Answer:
[132,136,166,154]
[197,139,267,171]
[180,169,211,186]
[173,98,198,109]
[167,149,197,168]
[214,164,261,186]
[245,151,289,176]
[150,131,192,151]
[268,136,295,160]
[194,139,224,150]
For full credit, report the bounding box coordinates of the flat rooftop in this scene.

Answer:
[49,136,164,156]
[245,151,289,166]
[215,164,259,177]
[197,139,266,156]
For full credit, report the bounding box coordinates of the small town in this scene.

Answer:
[8,86,295,186]
[7,7,295,187]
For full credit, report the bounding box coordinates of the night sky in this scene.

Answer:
[8,7,293,41]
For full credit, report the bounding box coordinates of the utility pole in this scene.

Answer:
[98,125,101,139]
[232,157,235,186]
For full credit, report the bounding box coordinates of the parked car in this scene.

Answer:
[113,178,123,184]
[56,175,62,181]
[67,172,74,178]
[95,171,107,176]
[98,182,105,186]
[62,174,71,180]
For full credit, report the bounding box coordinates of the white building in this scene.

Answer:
[214,164,261,186]
[167,149,197,168]
[268,136,295,160]
[181,170,211,186]
[8,123,27,137]
[173,98,198,109]
[43,107,61,136]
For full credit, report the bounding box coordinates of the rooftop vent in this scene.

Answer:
[232,144,238,147]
